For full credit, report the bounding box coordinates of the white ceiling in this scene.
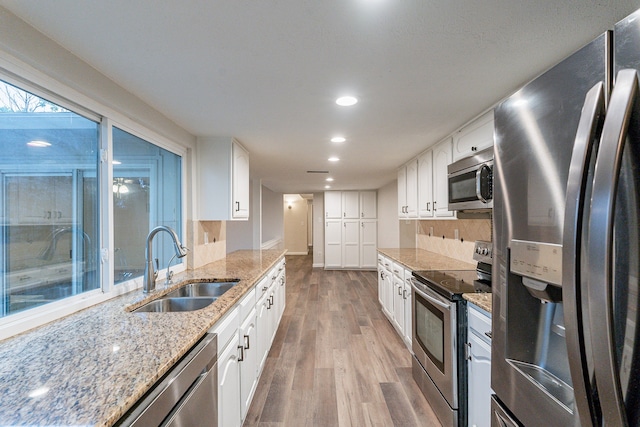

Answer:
[1,0,639,193]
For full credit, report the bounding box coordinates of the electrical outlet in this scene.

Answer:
[204,231,209,245]
[454,229,459,240]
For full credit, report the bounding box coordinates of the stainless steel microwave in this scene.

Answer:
[447,147,493,211]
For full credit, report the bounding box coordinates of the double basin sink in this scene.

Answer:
[133,280,239,313]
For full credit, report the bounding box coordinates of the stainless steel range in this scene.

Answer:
[410,241,491,427]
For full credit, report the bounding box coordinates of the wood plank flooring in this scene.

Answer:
[243,253,442,427]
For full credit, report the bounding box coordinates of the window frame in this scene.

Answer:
[0,63,188,339]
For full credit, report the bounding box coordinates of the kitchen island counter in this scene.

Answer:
[0,249,286,427]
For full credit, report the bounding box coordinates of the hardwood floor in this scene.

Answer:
[243,253,442,427]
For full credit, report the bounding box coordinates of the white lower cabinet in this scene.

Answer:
[378,254,412,350]
[467,303,492,427]
[210,258,286,427]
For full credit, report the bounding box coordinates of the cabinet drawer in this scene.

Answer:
[468,304,492,341]
[239,287,256,321]
[392,262,404,278]
[210,306,239,353]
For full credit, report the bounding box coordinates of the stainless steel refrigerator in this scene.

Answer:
[492,9,640,427]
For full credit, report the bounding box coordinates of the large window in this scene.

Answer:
[0,79,184,325]
[0,80,99,317]
[112,127,183,284]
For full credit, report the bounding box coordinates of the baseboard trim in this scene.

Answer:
[312,263,324,268]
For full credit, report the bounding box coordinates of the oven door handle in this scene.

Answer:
[411,278,451,310]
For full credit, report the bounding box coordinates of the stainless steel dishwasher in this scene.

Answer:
[117,333,218,427]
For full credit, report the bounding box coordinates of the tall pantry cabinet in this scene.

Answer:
[324,191,377,269]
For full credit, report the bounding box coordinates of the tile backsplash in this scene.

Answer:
[416,218,491,265]
[188,220,226,269]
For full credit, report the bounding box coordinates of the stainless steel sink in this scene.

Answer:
[165,281,239,298]
[133,297,216,313]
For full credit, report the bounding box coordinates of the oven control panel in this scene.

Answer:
[473,240,493,264]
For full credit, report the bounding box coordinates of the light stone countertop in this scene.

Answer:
[0,249,286,427]
[378,248,491,314]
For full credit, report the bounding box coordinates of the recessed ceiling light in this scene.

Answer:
[326,177,334,182]
[328,157,340,162]
[325,185,331,189]
[331,136,346,143]
[336,96,358,106]
[27,140,51,147]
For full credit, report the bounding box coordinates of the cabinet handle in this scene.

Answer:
[465,342,472,361]
[426,202,430,211]
[344,222,346,228]
[267,299,271,309]
[398,286,402,296]
[262,286,268,292]
[57,211,62,219]
[270,295,274,305]
[361,212,364,217]
[343,212,346,217]
[238,345,244,362]
[471,146,477,151]
[484,331,492,339]
[361,222,364,228]
[244,334,250,350]
[235,201,240,212]
[433,201,437,210]
[403,289,407,299]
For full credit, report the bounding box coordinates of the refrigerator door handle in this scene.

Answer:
[588,68,639,427]
[562,81,605,427]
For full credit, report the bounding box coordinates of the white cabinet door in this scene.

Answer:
[397,166,408,217]
[359,191,377,219]
[324,191,342,219]
[468,304,492,427]
[324,219,342,268]
[452,110,494,161]
[360,220,377,269]
[218,333,241,427]
[468,331,492,427]
[392,274,405,335]
[418,150,434,218]
[232,141,250,219]
[403,275,412,348]
[432,138,454,218]
[198,137,250,221]
[342,191,360,219]
[239,308,257,420]
[342,219,360,268]
[405,159,418,218]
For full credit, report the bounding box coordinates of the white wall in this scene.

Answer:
[262,186,284,247]
[283,196,308,255]
[377,180,399,248]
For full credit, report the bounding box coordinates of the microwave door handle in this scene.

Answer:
[562,81,605,427]
[475,165,490,203]
[588,68,639,427]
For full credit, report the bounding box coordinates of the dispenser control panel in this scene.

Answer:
[510,239,562,285]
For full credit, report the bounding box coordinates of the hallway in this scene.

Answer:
[243,253,441,426]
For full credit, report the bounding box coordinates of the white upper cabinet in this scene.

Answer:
[198,137,250,221]
[452,110,494,161]
[417,150,434,218]
[398,159,418,218]
[324,191,342,219]
[342,191,360,219]
[359,191,377,219]
[432,138,454,218]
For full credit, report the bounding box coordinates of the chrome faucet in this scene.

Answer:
[143,225,189,293]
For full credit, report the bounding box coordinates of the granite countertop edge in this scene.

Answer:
[0,249,286,427]
[377,248,492,314]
